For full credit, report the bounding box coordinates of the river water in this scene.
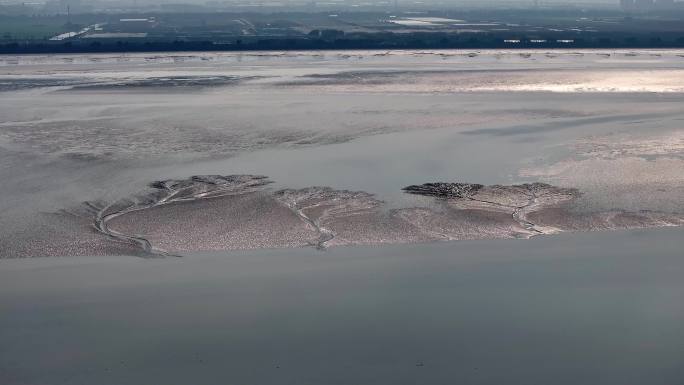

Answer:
[1,227,683,384]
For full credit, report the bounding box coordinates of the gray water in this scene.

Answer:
[1,227,683,385]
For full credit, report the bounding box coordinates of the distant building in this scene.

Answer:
[110,18,157,33]
[623,0,681,10]
[655,0,677,9]
[635,0,654,9]
[620,0,635,11]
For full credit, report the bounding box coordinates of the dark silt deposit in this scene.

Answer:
[67,75,255,91]
[1,75,252,93]
[402,182,486,198]
[12,176,679,258]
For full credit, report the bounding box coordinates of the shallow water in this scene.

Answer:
[1,227,683,385]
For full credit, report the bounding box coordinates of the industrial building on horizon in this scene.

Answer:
[620,0,683,11]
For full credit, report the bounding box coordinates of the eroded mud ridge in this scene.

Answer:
[89,175,273,256]
[53,176,684,257]
[99,178,422,256]
[274,187,384,249]
[403,181,683,238]
[403,182,580,236]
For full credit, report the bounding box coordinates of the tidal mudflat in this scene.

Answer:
[1,50,683,257]
[64,175,682,257]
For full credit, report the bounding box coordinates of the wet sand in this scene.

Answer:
[93,177,682,256]
[0,50,683,256]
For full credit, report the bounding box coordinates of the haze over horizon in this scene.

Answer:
[0,0,628,9]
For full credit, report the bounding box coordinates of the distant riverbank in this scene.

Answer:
[3,31,684,55]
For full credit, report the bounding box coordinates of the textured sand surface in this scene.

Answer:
[1,50,683,257]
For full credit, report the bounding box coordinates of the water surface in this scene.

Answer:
[1,227,683,384]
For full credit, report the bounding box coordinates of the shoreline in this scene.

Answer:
[3,43,684,56]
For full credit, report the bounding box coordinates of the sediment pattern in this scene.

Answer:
[403,181,683,239]
[91,175,273,257]
[273,187,431,247]
[274,187,383,249]
[18,175,683,258]
[404,182,580,237]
